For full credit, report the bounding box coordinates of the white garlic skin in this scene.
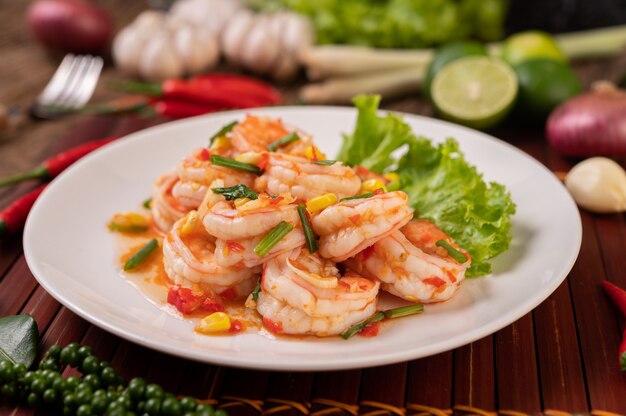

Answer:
[565,157,626,213]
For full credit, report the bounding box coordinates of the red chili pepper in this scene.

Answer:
[0,136,117,188]
[167,286,204,315]
[601,280,626,371]
[153,99,224,119]
[0,185,47,238]
[190,73,282,105]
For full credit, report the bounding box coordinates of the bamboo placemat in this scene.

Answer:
[1,114,625,416]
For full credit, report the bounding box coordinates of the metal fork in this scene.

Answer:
[31,54,104,119]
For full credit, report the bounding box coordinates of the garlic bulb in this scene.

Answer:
[565,157,626,213]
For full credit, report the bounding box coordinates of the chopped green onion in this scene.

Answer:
[251,280,261,301]
[108,223,148,233]
[435,240,468,264]
[341,303,424,339]
[253,221,294,258]
[340,312,385,340]
[212,184,259,201]
[209,120,237,145]
[142,198,152,209]
[211,155,261,175]
[383,304,424,319]
[313,160,338,166]
[267,132,300,151]
[340,192,373,202]
[124,238,158,271]
[297,205,318,254]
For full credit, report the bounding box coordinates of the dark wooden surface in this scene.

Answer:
[2,1,626,415]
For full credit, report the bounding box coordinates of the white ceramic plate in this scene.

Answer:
[24,107,581,371]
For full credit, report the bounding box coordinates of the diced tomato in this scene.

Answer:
[359,323,380,337]
[373,189,384,195]
[423,277,446,288]
[348,214,361,224]
[196,148,211,161]
[361,245,376,261]
[258,152,269,170]
[229,319,244,333]
[201,297,225,313]
[167,285,204,314]
[226,240,244,252]
[219,287,238,300]
[263,317,283,334]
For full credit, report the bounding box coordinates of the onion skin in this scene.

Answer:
[546,83,626,157]
[27,0,113,54]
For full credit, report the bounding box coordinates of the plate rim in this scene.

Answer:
[23,106,582,371]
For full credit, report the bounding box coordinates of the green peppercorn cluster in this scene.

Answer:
[0,343,227,416]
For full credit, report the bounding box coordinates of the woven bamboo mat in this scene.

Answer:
[1,113,626,416]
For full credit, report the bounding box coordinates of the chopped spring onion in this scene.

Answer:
[313,160,338,166]
[208,120,237,145]
[340,192,373,202]
[340,312,385,340]
[341,304,424,339]
[435,240,468,264]
[297,205,318,253]
[108,223,148,233]
[212,184,259,201]
[383,303,424,319]
[124,238,158,271]
[253,221,294,258]
[142,198,152,209]
[267,132,300,151]
[251,280,261,301]
[211,155,261,175]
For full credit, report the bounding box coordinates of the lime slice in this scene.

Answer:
[501,31,567,66]
[431,56,518,130]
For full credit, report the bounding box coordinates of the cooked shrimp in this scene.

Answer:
[254,153,361,201]
[230,115,312,156]
[311,191,414,262]
[177,148,256,188]
[202,192,305,268]
[256,248,379,336]
[163,212,260,300]
[151,171,189,232]
[347,220,470,303]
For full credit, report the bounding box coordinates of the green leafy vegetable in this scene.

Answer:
[209,121,237,145]
[254,0,507,48]
[212,184,259,201]
[338,95,516,276]
[0,314,38,367]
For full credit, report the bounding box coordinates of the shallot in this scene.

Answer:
[546,82,626,157]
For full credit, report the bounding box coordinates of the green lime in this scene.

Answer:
[501,30,566,65]
[431,56,518,130]
[423,41,488,101]
[513,58,582,121]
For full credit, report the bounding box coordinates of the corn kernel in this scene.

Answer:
[211,136,231,149]
[306,193,337,213]
[304,145,326,161]
[109,212,149,231]
[234,197,251,207]
[361,178,387,193]
[383,173,399,182]
[235,152,262,165]
[180,211,200,235]
[196,312,231,333]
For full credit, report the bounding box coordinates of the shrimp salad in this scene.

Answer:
[111,102,514,339]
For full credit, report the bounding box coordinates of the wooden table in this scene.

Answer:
[2,1,626,414]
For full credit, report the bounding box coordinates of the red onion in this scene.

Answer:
[27,0,113,54]
[546,82,626,157]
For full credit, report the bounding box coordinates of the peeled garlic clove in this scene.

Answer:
[565,157,626,213]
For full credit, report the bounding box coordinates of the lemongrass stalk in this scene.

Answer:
[301,46,433,80]
[300,65,426,104]
[303,25,626,82]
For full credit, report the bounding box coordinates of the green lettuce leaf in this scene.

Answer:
[338,95,516,276]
